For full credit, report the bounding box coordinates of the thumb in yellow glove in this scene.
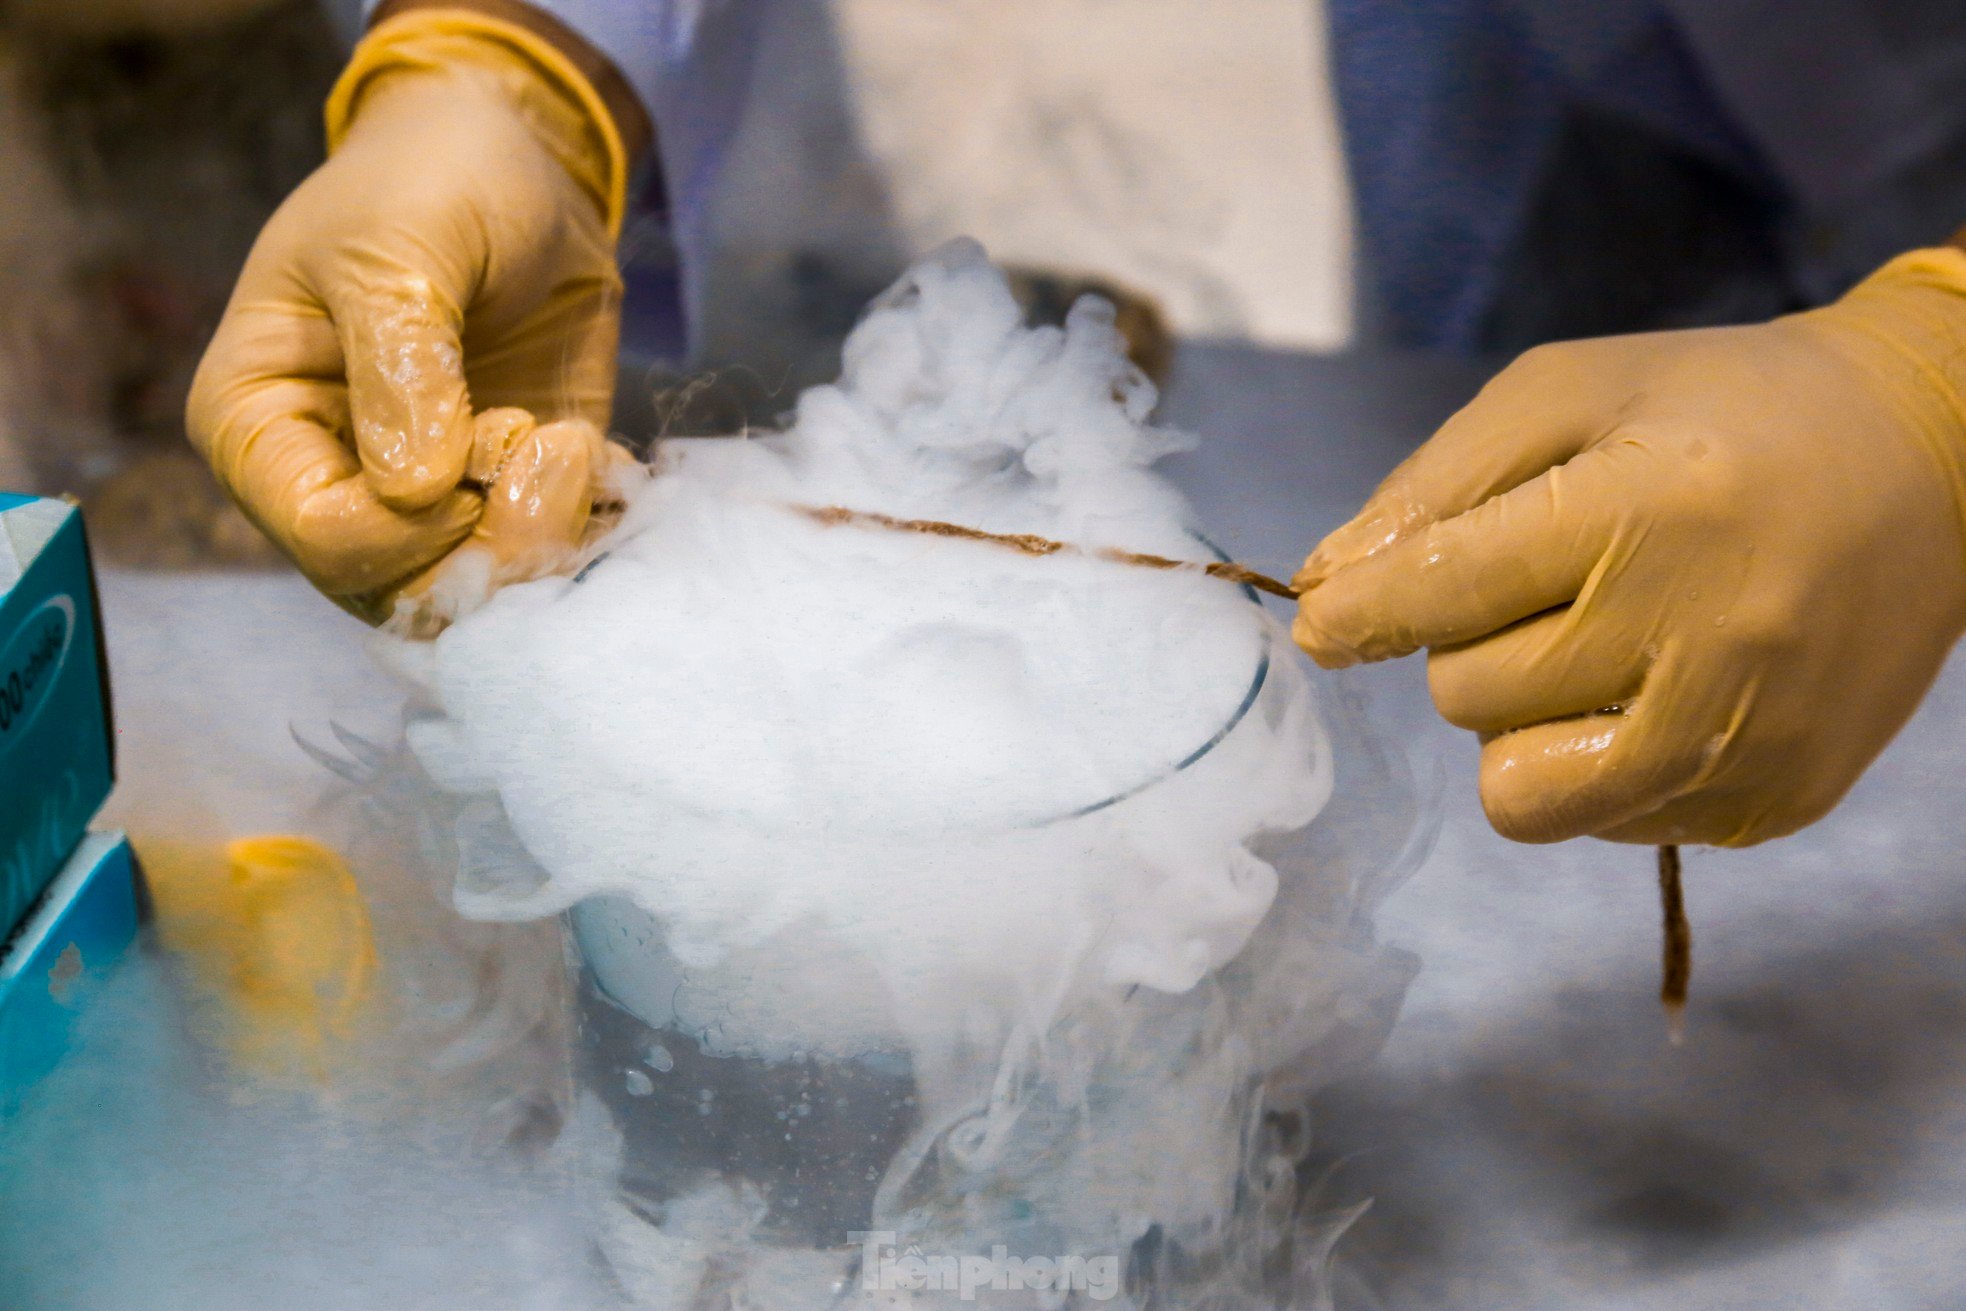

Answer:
[1293,247,1966,847]
[391,406,638,634]
[186,6,639,626]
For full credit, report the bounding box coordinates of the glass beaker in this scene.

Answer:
[562,617,1428,1307]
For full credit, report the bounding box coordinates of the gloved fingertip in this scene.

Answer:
[349,363,476,511]
[593,438,643,503]
[366,446,473,512]
[1292,539,1347,592]
[1478,788,1579,845]
[467,406,538,484]
[1475,718,1635,844]
[1291,606,1361,669]
[1296,498,1412,589]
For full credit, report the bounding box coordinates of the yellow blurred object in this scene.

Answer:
[146,835,378,1086]
[1294,247,1966,847]
[186,8,631,626]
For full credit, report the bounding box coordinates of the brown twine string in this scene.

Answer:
[1658,843,1692,1043]
[795,504,1698,1040]
[796,499,1709,1046]
[792,503,1302,600]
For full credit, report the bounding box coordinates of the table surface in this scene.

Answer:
[82,342,1966,1311]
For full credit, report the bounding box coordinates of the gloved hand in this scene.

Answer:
[1293,247,1966,847]
[186,7,635,626]
[400,405,635,629]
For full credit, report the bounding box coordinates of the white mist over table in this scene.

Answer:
[395,241,1419,1306]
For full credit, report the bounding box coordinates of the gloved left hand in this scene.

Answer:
[186,8,635,626]
[1293,247,1966,847]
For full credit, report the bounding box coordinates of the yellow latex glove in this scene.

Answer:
[395,405,634,632]
[144,835,378,1087]
[1294,247,1966,847]
[186,8,633,626]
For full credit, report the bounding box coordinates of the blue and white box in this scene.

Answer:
[0,494,115,943]
[0,832,139,1121]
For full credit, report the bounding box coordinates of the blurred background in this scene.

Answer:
[0,0,337,564]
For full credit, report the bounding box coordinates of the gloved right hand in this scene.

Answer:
[187,8,634,625]
[1293,247,1966,847]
